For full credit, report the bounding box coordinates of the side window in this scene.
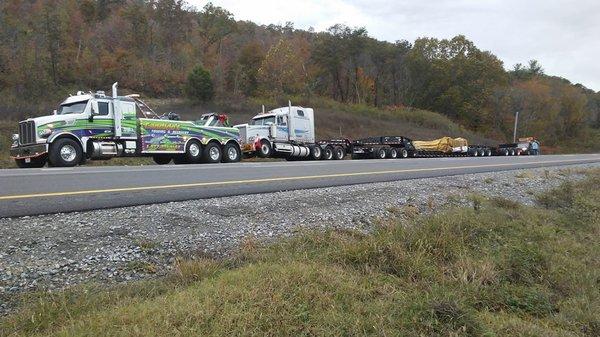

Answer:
[98,102,109,116]
[122,102,136,118]
[297,110,304,117]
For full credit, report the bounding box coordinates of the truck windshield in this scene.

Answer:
[58,101,88,115]
[250,116,275,125]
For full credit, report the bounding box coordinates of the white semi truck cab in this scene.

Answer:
[235,103,320,158]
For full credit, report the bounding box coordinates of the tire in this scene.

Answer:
[509,149,515,156]
[203,142,222,163]
[152,155,172,165]
[309,145,322,160]
[374,147,386,159]
[399,148,409,159]
[223,142,241,163]
[15,156,47,168]
[472,149,479,157]
[388,147,398,159]
[322,146,334,160]
[49,138,82,167]
[478,149,485,157]
[183,140,203,164]
[257,140,272,158]
[486,149,492,156]
[503,149,509,156]
[333,146,345,160]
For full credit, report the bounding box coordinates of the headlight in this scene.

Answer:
[39,128,53,138]
[11,134,19,141]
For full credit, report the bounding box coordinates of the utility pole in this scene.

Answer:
[513,111,519,143]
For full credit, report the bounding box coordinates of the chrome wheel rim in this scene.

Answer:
[261,144,269,154]
[60,144,77,162]
[209,147,220,161]
[189,143,200,157]
[228,147,238,160]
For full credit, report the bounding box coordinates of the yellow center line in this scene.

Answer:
[0,158,597,201]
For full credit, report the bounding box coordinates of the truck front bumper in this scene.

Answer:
[10,143,48,159]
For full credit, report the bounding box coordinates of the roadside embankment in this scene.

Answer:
[1,163,599,320]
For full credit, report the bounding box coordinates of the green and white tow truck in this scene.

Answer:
[10,83,241,168]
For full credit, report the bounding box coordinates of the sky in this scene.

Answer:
[188,0,600,92]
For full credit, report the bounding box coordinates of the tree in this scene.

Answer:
[185,65,214,102]
[257,39,306,95]
[237,42,265,96]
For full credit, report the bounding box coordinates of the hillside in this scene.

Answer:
[0,0,598,147]
[2,170,598,336]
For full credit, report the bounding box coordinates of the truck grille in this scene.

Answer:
[18,121,36,145]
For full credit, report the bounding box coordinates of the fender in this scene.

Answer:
[47,132,86,152]
[183,137,203,152]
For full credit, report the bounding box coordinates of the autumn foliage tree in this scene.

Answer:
[0,0,597,146]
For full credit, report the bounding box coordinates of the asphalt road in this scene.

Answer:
[1,154,599,218]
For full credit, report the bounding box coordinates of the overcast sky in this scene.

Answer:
[189,0,599,92]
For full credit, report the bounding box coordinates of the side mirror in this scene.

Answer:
[53,109,57,115]
[89,106,97,122]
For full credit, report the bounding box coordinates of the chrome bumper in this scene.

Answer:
[10,143,48,159]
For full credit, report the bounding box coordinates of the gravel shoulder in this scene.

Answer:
[1,163,598,314]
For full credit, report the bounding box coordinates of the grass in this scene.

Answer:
[2,170,599,336]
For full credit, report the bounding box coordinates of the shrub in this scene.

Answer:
[185,65,214,102]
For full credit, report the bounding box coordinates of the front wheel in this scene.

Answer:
[15,156,47,168]
[49,138,82,167]
[400,148,409,158]
[257,140,272,158]
[203,142,222,163]
[223,143,241,163]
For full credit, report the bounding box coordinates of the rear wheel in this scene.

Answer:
[49,138,82,167]
[184,140,203,164]
[322,146,334,160]
[478,149,485,157]
[509,149,516,156]
[309,145,322,160]
[257,140,272,158]
[223,142,241,163]
[333,146,345,160]
[388,148,398,159]
[486,149,492,156]
[472,149,479,157]
[374,147,386,159]
[15,156,47,168]
[152,155,172,165]
[203,142,222,163]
